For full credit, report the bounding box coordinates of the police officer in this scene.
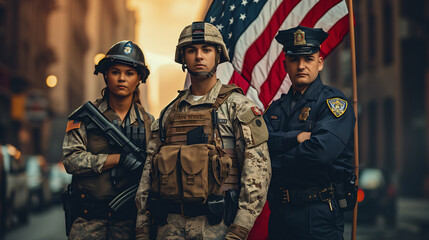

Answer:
[63,41,154,240]
[135,22,271,240]
[263,26,356,240]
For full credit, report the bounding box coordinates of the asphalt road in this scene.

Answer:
[4,198,429,240]
[5,204,66,240]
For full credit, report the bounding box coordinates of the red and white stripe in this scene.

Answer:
[213,0,351,110]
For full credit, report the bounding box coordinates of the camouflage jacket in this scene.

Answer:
[135,80,271,239]
[63,98,154,175]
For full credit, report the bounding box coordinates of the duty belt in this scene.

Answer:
[273,185,334,204]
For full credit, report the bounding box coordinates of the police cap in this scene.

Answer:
[275,25,328,55]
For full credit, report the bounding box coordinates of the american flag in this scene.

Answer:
[203,0,351,110]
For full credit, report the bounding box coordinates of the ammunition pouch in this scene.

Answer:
[333,173,358,212]
[207,195,225,225]
[148,196,168,226]
[151,144,232,203]
[224,189,239,226]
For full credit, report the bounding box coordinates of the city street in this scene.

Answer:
[4,198,429,240]
[4,204,66,240]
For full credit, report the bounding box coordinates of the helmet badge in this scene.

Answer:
[123,41,133,55]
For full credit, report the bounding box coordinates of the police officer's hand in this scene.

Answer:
[297,131,311,143]
[224,224,249,240]
[118,153,142,172]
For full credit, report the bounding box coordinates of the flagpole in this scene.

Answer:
[345,0,359,240]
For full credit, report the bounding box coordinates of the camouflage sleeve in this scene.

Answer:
[232,97,272,230]
[62,121,108,175]
[135,119,161,240]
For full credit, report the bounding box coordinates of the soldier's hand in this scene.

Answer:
[297,131,311,143]
[224,224,249,240]
[118,153,142,172]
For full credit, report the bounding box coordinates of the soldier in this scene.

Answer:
[263,26,356,240]
[135,22,271,240]
[63,41,154,240]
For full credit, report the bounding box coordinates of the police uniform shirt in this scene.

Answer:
[263,76,355,189]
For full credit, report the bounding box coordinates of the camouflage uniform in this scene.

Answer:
[135,80,271,240]
[63,98,154,240]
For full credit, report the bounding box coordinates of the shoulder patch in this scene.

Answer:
[251,107,262,116]
[66,120,81,132]
[327,98,347,117]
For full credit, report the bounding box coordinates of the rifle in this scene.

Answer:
[68,101,146,209]
[69,101,147,161]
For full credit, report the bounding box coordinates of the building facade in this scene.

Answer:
[0,0,56,154]
[325,0,429,197]
[0,0,137,163]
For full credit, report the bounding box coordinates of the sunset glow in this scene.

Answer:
[127,0,209,117]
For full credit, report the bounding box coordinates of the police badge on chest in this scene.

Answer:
[299,107,311,121]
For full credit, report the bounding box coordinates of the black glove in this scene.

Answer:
[118,153,142,172]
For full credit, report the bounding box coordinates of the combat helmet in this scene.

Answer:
[175,22,229,78]
[94,41,150,83]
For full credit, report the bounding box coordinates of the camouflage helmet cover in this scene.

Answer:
[175,22,230,64]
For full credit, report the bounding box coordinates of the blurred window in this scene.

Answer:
[383,1,394,65]
[367,0,377,69]
[26,156,42,189]
[383,98,395,172]
[368,101,377,167]
[360,168,385,189]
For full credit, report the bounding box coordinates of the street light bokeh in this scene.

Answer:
[94,53,105,65]
[46,75,58,88]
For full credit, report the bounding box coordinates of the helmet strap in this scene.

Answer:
[188,69,211,78]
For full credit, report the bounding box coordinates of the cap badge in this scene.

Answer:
[294,29,306,46]
[123,42,133,55]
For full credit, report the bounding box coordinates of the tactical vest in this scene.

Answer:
[152,84,243,203]
[72,100,152,201]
